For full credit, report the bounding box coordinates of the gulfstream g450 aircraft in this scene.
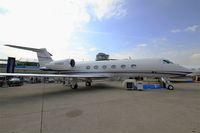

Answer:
[0,44,195,90]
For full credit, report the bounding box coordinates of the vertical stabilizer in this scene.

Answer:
[5,44,53,67]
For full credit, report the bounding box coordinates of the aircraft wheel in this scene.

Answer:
[85,82,91,87]
[168,85,174,90]
[71,84,78,89]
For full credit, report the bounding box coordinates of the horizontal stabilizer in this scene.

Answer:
[5,44,52,56]
[5,44,41,52]
[5,44,53,67]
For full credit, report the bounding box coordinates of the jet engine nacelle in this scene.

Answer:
[45,59,75,70]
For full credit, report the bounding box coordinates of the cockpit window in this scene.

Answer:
[163,60,174,64]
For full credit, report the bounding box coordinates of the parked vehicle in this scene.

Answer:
[48,78,55,83]
[0,78,4,87]
[0,77,6,87]
[7,78,23,87]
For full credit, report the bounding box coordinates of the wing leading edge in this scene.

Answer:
[0,73,111,78]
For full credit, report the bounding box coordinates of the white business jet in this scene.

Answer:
[0,44,194,90]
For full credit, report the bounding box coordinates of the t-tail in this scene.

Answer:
[5,44,53,68]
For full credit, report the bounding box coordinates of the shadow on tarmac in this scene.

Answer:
[0,83,120,106]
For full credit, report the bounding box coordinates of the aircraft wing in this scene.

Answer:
[187,72,200,77]
[0,73,111,78]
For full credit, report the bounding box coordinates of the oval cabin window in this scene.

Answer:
[94,65,99,69]
[102,65,107,69]
[111,65,116,69]
[131,64,136,68]
[121,65,126,69]
[86,66,90,69]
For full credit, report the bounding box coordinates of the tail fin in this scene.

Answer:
[5,44,53,67]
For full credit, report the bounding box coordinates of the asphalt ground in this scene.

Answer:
[0,81,200,133]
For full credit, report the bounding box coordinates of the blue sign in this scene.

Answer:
[6,57,15,73]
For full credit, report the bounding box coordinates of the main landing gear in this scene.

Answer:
[63,78,92,89]
[70,83,78,89]
[63,78,78,89]
[85,81,91,87]
[85,78,92,87]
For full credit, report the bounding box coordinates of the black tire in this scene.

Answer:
[168,85,174,90]
[85,82,91,87]
[71,84,78,89]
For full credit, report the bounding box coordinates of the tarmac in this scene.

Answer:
[0,81,200,133]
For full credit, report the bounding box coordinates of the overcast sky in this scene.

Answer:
[0,0,200,68]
